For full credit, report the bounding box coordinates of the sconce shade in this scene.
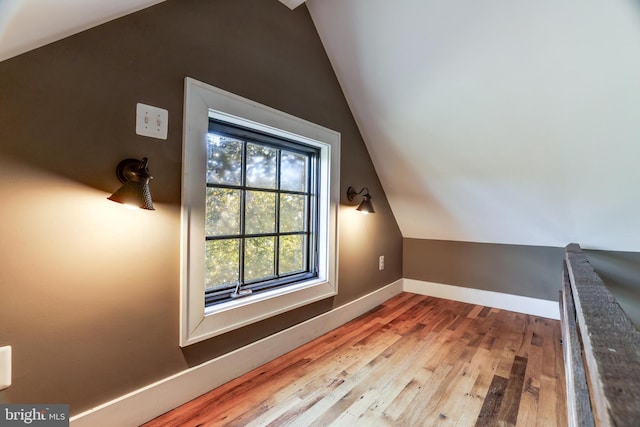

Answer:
[347,186,375,214]
[108,157,155,210]
[356,194,375,214]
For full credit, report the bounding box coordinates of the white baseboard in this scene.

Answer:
[402,279,560,320]
[70,279,404,427]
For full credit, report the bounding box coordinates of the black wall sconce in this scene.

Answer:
[347,187,375,214]
[107,157,155,210]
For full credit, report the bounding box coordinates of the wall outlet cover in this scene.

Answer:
[0,346,11,390]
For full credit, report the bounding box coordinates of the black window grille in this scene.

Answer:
[204,120,320,306]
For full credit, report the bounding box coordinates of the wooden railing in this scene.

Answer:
[560,243,640,427]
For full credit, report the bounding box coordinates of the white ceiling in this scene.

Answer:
[2,0,640,251]
[0,0,165,62]
[308,0,640,251]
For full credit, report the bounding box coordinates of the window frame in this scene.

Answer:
[180,77,340,346]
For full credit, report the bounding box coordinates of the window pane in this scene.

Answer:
[207,134,242,185]
[246,143,276,189]
[205,239,239,290]
[281,151,308,192]
[279,235,306,275]
[206,188,240,236]
[280,194,306,233]
[245,190,275,234]
[244,237,275,282]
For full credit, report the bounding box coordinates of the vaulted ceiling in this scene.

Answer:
[307,0,640,252]
[2,0,639,251]
[0,0,165,62]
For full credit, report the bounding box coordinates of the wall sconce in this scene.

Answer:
[347,187,375,214]
[107,157,155,210]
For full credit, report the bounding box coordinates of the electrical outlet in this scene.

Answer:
[0,346,11,391]
[379,255,385,271]
[136,103,168,139]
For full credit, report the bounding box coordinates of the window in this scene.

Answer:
[181,78,340,346]
[204,122,319,305]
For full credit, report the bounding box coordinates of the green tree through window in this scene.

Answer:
[204,121,319,305]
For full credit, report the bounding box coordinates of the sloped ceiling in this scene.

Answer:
[308,0,640,251]
[2,0,640,251]
[0,0,165,62]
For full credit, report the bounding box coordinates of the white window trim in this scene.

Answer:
[180,77,340,346]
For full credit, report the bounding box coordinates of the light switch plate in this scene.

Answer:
[136,103,168,139]
[0,346,11,390]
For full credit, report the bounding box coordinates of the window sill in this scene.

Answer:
[181,279,336,346]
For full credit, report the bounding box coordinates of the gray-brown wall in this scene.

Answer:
[404,239,640,328]
[403,239,563,301]
[0,0,402,414]
[584,249,640,329]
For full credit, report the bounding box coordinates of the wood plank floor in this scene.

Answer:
[144,293,567,426]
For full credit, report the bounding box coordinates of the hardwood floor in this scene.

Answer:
[144,293,567,426]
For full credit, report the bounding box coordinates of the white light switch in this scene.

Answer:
[136,103,168,140]
[0,346,11,391]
